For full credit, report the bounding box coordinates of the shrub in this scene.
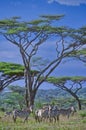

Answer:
[79,110,86,118]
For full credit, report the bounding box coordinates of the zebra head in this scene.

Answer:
[29,105,33,112]
[22,105,33,113]
[70,106,76,115]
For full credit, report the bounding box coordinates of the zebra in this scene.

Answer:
[35,109,43,122]
[35,105,60,123]
[49,105,60,123]
[35,105,51,122]
[59,106,76,119]
[12,106,33,123]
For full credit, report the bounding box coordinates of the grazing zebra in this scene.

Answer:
[12,106,33,123]
[59,106,76,119]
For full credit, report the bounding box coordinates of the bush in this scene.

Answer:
[79,110,86,118]
[0,107,5,112]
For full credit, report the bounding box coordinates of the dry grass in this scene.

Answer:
[0,111,86,130]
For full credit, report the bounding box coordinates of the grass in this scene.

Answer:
[78,110,86,118]
[0,111,86,130]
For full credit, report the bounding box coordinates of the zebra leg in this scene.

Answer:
[13,115,16,123]
[49,117,53,123]
[57,115,59,122]
[35,115,38,122]
[24,116,28,123]
[35,115,41,123]
[67,114,70,119]
[54,117,56,123]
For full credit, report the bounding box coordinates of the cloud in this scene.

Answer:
[0,51,18,59]
[0,50,22,64]
[48,0,86,6]
[10,0,22,7]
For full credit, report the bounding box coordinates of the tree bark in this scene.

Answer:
[73,94,82,110]
[24,68,37,107]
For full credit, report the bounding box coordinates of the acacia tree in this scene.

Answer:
[0,15,85,107]
[46,76,86,110]
[0,62,24,91]
[0,62,38,90]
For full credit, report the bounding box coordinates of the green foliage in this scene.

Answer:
[0,19,17,26]
[0,62,39,77]
[8,85,24,93]
[29,19,48,25]
[0,86,86,110]
[0,91,25,110]
[40,14,64,21]
[0,14,69,36]
[82,119,86,123]
[79,110,86,118]
[70,48,86,58]
[78,26,86,35]
[7,27,28,34]
[77,49,86,56]
[35,101,43,109]
[0,62,24,76]
[0,17,29,34]
[46,76,86,84]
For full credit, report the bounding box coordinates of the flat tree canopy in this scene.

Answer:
[0,62,39,76]
[0,62,39,91]
[46,76,86,83]
[0,62,24,77]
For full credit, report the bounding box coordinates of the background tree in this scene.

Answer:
[0,15,85,107]
[46,76,86,110]
[0,86,25,110]
[8,85,25,109]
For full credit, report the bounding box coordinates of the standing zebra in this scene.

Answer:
[49,105,60,123]
[12,106,33,123]
[35,105,50,122]
[35,105,60,123]
[59,106,76,119]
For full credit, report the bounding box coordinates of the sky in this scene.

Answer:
[0,0,86,89]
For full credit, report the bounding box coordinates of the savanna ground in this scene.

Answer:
[0,110,86,130]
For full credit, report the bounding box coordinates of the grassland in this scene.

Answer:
[0,110,86,130]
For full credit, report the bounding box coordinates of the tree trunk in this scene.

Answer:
[75,95,82,110]
[68,90,82,110]
[24,68,37,108]
[30,90,36,107]
[69,91,82,110]
[24,68,30,107]
[61,87,82,110]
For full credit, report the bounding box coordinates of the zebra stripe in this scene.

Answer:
[49,105,60,122]
[59,106,76,118]
[35,105,51,122]
[35,105,60,123]
[13,106,33,123]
